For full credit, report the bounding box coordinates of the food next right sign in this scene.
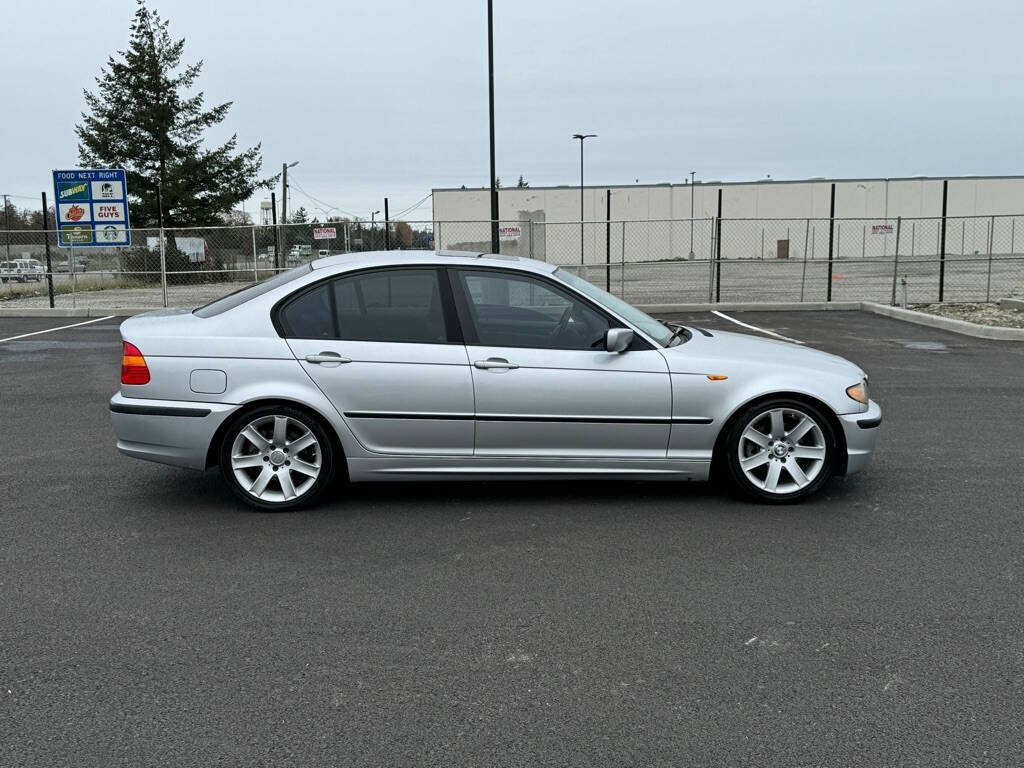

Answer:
[52,168,132,247]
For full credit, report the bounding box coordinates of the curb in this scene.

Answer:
[637,301,862,313]
[860,302,1024,341]
[0,307,155,318]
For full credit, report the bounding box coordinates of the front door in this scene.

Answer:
[281,267,474,455]
[450,268,672,458]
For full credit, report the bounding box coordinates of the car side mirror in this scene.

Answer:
[605,328,634,353]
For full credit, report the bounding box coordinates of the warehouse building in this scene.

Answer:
[431,175,1024,264]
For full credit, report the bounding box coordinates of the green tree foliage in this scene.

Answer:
[76,0,276,227]
[290,206,309,224]
[516,175,530,188]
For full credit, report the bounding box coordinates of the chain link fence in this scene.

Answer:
[1,216,1022,309]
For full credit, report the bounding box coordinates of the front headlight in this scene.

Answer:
[846,379,869,405]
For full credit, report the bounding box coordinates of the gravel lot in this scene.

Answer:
[912,301,1024,328]
[2,310,1023,767]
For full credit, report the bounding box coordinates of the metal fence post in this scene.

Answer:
[159,226,168,307]
[41,191,55,308]
[938,179,948,302]
[435,221,441,253]
[620,220,626,296]
[891,217,902,306]
[715,190,723,302]
[986,215,994,302]
[708,217,716,303]
[799,218,810,302]
[826,183,836,301]
[528,220,534,260]
[251,225,258,281]
[70,239,77,309]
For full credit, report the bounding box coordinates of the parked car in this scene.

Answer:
[13,258,45,281]
[109,250,881,511]
[57,257,87,273]
[0,261,27,282]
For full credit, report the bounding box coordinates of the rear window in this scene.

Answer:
[194,264,312,318]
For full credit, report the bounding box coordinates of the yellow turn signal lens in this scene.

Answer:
[706,375,728,381]
[846,381,868,404]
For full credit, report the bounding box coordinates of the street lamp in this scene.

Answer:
[572,133,596,264]
[371,210,381,251]
[689,171,696,259]
[487,0,499,253]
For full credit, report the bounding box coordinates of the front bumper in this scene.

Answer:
[838,399,881,476]
[109,392,239,470]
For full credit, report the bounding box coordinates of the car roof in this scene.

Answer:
[310,249,557,276]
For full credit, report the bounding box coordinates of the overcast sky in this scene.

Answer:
[2,0,1022,220]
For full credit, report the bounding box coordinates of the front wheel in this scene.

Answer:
[723,398,838,503]
[218,405,335,512]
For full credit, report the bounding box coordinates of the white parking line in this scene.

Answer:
[0,316,116,343]
[711,310,804,345]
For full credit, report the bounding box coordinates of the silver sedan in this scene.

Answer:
[110,251,881,511]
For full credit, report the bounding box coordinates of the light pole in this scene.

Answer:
[572,133,596,264]
[279,161,299,265]
[688,171,696,259]
[487,0,499,253]
[370,210,380,250]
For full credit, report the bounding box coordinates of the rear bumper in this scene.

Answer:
[838,399,881,476]
[109,392,239,469]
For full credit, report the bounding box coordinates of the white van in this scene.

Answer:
[13,258,45,281]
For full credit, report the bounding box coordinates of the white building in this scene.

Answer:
[432,176,1024,264]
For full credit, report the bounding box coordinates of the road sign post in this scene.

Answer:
[52,169,132,249]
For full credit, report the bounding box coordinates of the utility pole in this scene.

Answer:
[2,194,10,260]
[689,171,696,259]
[280,161,298,266]
[487,0,499,253]
[572,134,596,264]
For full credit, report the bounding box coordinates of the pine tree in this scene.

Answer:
[291,206,309,224]
[76,0,275,227]
[516,175,530,188]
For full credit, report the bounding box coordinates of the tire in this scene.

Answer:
[218,404,336,512]
[723,397,838,503]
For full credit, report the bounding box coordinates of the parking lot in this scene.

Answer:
[2,309,1023,766]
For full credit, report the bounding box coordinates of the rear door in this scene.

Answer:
[450,267,672,458]
[281,267,475,455]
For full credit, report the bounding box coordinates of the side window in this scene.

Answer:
[457,270,610,350]
[333,269,447,343]
[277,282,334,338]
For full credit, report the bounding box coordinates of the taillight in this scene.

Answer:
[121,341,150,385]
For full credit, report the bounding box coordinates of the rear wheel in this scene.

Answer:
[218,405,335,512]
[724,398,837,503]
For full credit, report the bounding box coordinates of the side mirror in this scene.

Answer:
[604,327,634,353]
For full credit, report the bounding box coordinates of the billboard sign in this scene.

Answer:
[52,169,132,247]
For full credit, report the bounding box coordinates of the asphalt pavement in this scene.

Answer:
[1,310,1023,767]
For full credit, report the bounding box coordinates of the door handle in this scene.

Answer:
[305,353,351,365]
[474,358,519,370]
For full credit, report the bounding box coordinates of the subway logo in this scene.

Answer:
[57,181,90,201]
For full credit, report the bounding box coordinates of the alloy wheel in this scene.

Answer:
[737,407,827,494]
[230,414,322,503]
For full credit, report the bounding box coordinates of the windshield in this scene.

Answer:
[553,268,674,347]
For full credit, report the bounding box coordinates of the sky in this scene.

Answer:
[2,0,1023,220]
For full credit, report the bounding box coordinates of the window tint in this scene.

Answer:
[278,282,334,338]
[333,269,448,343]
[457,270,610,350]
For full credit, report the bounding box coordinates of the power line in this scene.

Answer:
[389,192,433,219]
[285,177,360,219]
